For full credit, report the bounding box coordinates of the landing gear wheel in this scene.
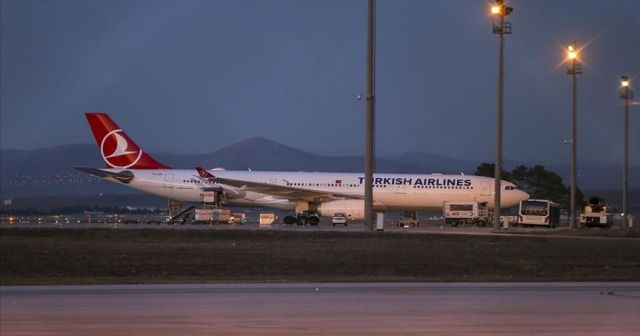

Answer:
[308,216,320,226]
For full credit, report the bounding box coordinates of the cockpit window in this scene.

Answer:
[505,185,520,190]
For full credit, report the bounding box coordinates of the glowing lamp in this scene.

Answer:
[621,76,629,87]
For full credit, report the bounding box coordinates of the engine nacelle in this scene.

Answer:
[221,185,246,199]
[318,200,364,220]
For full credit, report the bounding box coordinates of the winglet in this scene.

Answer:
[196,167,215,179]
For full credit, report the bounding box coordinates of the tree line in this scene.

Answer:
[474,163,585,210]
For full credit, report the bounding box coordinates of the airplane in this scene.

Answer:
[76,112,530,224]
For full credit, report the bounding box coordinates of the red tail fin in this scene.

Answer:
[85,112,170,169]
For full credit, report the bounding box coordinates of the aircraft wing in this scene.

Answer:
[198,185,224,192]
[212,176,363,202]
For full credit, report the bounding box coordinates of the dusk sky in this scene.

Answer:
[1,0,639,166]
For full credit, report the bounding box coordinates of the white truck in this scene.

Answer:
[443,201,490,226]
[579,201,611,228]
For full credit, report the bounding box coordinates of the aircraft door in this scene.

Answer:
[164,173,174,189]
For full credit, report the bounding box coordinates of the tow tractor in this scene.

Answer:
[579,198,612,228]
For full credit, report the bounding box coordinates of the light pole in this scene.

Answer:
[566,41,582,229]
[491,0,513,230]
[620,76,633,228]
[364,0,376,231]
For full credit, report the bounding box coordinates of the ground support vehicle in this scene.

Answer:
[395,211,419,227]
[443,202,490,226]
[518,199,560,228]
[193,208,231,224]
[259,213,276,225]
[332,213,348,226]
[228,213,246,225]
[580,201,611,228]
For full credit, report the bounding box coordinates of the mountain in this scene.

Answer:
[0,138,424,198]
[1,137,638,199]
[1,144,103,176]
[548,162,640,191]
[154,137,429,173]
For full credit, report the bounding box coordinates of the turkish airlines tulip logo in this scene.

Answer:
[100,129,142,168]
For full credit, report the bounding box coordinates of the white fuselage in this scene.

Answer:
[103,169,529,213]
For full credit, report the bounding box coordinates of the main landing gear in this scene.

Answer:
[283,211,320,226]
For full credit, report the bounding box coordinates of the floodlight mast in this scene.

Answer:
[566,40,582,229]
[491,0,513,230]
[364,0,376,231]
[620,76,633,228]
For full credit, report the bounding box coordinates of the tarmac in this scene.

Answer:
[2,282,639,335]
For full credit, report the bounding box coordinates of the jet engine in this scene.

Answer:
[317,200,364,220]
[220,186,246,199]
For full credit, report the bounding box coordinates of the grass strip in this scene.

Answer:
[1,228,639,285]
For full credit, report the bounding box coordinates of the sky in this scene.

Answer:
[1,0,639,166]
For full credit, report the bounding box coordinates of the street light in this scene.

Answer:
[491,0,513,230]
[620,76,634,228]
[567,44,577,59]
[566,41,582,229]
[621,77,630,88]
[364,0,376,232]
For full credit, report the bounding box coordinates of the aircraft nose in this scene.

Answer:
[503,189,530,207]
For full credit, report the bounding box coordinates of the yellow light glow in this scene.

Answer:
[621,79,629,87]
[491,6,501,15]
[568,51,577,59]
[567,45,575,52]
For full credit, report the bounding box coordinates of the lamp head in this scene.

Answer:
[491,0,512,16]
[567,42,578,60]
[621,76,630,88]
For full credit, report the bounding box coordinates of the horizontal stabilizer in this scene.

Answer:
[75,167,134,184]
